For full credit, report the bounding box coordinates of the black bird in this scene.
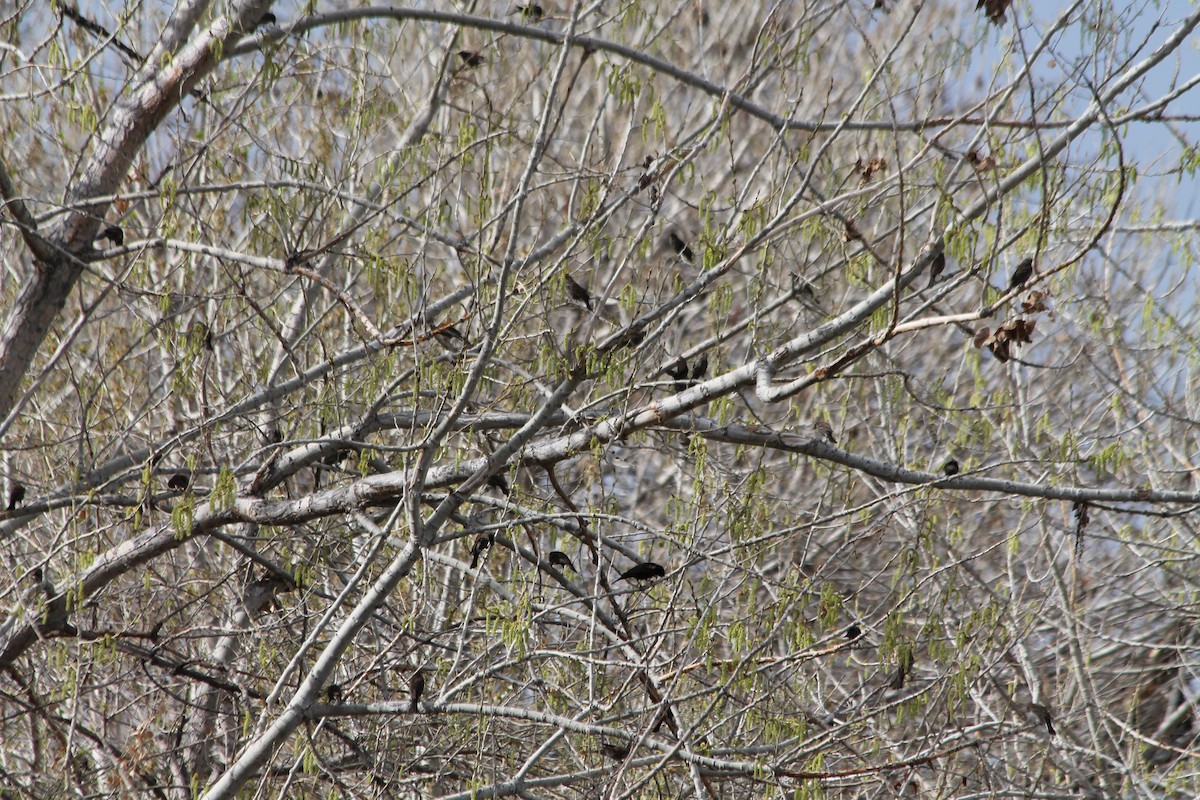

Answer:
[600,740,631,761]
[1028,703,1055,736]
[487,474,510,495]
[167,473,191,491]
[548,550,576,572]
[942,458,960,476]
[469,534,494,569]
[99,225,124,246]
[690,353,708,381]
[409,671,426,713]
[927,249,946,287]
[844,623,862,641]
[1008,256,1033,291]
[514,3,544,20]
[324,683,344,703]
[889,651,913,690]
[7,482,25,510]
[666,231,694,263]
[565,274,593,310]
[616,562,665,583]
[457,49,484,68]
[188,321,214,350]
[255,12,276,28]
[665,357,689,392]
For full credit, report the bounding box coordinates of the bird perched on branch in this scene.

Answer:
[665,231,694,263]
[941,458,960,476]
[98,224,124,247]
[548,551,576,572]
[513,3,544,20]
[409,670,426,713]
[664,357,689,392]
[565,274,593,310]
[7,482,25,510]
[616,562,665,583]
[457,49,484,68]
[1008,256,1033,291]
[811,420,836,444]
[487,473,510,496]
[927,248,946,287]
[1027,702,1055,736]
[469,534,495,569]
[600,740,631,760]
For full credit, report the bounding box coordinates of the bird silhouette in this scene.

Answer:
[600,740,631,760]
[565,274,593,310]
[487,474,510,495]
[7,482,25,510]
[409,671,426,713]
[665,231,694,263]
[845,623,863,641]
[167,473,191,491]
[1008,257,1033,291]
[616,562,665,582]
[457,49,484,68]
[1027,703,1055,736]
[469,534,494,569]
[548,551,576,571]
[941,458,960,476]
[99,225,124,246]
[690,353,708,381]
[889,651,913,690]
[927,249,946,287]
[665,357,689,392]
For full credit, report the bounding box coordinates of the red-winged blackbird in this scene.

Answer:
[548,550,576,571]
[7,482,25,510]
[665,357,689,392]
[487,474,510,495]
[565,274,593,310]
[690,353,708,381]
[616,562,665,582]
[665,231,694,263]
[1008,257,1033,291]
[513,4,544,20]
[324,683,344,703]
[255,12,276,28]
[99,225,124,246]
[409,671,425,713]
[457,49,484,68]
[845,623,862,641]
[167,473,191,491]
[942,458,960,476]
[927,249,945,286]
